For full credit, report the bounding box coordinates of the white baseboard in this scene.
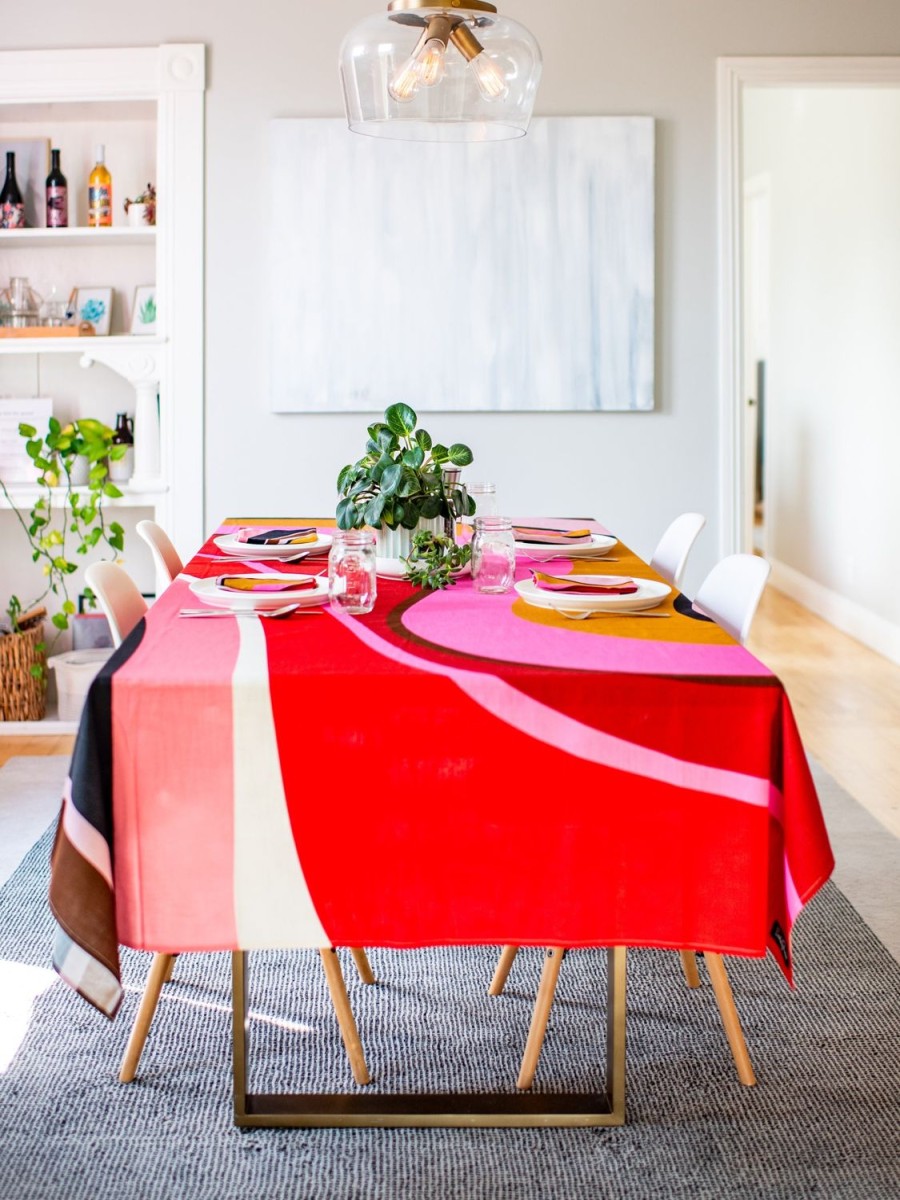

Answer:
[770,558,900,667]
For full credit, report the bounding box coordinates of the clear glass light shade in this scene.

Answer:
[339,10,542,142]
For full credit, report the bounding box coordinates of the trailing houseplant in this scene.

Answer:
[402,530,472,590]
[0,416,126,644]
[336,402,475,537]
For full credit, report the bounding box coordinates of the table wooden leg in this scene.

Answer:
[489,945,519,996]
[704,951,756,1086]
[516,947,565,1090]
[350,947,376,985]
[319,949,371,1086]
[119,952,176,1083]
[679,949,701,989]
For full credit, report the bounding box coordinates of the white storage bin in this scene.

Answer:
[47,649,114,722]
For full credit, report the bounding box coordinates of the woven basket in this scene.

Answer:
[0,615,47,721]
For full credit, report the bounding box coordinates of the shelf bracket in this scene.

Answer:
[79,343,165,489]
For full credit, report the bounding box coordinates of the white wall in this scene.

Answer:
[6,1,900,596]
[744,87,900,652]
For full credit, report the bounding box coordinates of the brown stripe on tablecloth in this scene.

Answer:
[49,813,120,996]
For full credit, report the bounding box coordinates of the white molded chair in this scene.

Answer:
[693,553,771,645]
[85,563,375,1086]
[136,519,183,587]
[84,562,148,647]
[649,512,707,590]
[490,552,773,1092]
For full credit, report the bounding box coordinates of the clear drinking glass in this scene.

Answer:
[328,530,377,615]
[471,516,516,594]
[464,482,498,525]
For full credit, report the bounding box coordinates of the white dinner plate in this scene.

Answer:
[514,533,617,560]
[188,574,329,611]
[514,576,671,614]
[213,531,333,559]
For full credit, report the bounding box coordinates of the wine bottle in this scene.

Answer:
[87,144,112,228]
[45,148,68,228]
[0,151,25,229]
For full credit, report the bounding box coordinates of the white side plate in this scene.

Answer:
[188,574,329,611]
[514,576,670,613]
[213,531,333,559]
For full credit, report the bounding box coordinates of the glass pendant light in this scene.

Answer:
[339,1,542,142]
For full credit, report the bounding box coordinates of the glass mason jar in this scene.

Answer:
[328,530,377,615]
[464,482,498,524]
[471,516,516,594]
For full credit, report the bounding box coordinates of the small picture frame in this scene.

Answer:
[73,287,113,336]
[131,285,157,335]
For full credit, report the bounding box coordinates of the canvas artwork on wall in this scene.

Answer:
[268,116,654,413]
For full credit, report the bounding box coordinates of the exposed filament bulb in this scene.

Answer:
[416,38,447,87]
[470,52,508,100]
[389,55,421,103]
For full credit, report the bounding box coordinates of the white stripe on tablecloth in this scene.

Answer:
[231,617,330,948]
[61,779,113,890]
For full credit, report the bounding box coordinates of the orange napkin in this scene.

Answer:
[513,525,593,545]
[531,570,639,595]
[216,575,316,593]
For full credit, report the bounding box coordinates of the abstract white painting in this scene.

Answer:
[268,116,654,412]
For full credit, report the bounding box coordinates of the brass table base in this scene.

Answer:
[232,946,627,1128]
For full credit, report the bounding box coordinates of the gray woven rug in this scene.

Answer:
[1,826,898,1200]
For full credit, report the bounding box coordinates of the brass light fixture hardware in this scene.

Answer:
[339,2,542,142]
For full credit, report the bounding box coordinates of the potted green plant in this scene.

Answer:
[123,182,156,227]
[336,403,475,563]
[0,417,126,719]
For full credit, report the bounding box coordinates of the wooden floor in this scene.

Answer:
[2,587,898,840]
[747,589,900,840]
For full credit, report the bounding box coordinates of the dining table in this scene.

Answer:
[48,516,834,1128]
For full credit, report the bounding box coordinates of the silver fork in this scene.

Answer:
[521,553,620,563]
[178,604,323,619]
[197,550,311,564]
[558,609,670,620]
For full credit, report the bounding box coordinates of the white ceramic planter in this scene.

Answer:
[373,516,443,562]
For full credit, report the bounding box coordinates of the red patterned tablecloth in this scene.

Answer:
[50,519,833,1017]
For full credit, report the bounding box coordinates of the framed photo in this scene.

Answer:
[73,287,112,336]
[130,285,157,335]
[0,397,53,483]
[0,138,50,227]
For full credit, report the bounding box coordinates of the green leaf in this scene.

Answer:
[401,446,425,470]
[400,505,420,529]
[109,445,127,461]
[336,496,362,530]
[18,423,36,438]
[51,612,69,631]
[48,416,61,435]
[110,530,124,552]
[448,443,474,467]
[380,462,403,496]
[430,443,449,464]
[336,464,354,495]
[110,521,124,537]
[415,428,433,453]
[419,494,441,520]
[30,664,45,679]
[62,600,76,615]
[397,467,421,498]
[376,427,398,453]
[103,483,124,498]
[385,403,417,438]
[364,494,387,526]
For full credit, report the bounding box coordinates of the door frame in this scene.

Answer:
[716,56,900,558]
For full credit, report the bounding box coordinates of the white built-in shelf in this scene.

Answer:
[0,707,78,736]
[0,480,168,511]
[0,333,164,354]
[0,226,156,248]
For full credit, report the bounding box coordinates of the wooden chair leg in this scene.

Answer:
[163,954,178,983]
[704,951,757,1086]
[680,949,701,989]
[319,948,370,1086]
[516,947,565,1091]
[119,952,176,1083]
[489,945,519,996]
[349,947,376,985]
